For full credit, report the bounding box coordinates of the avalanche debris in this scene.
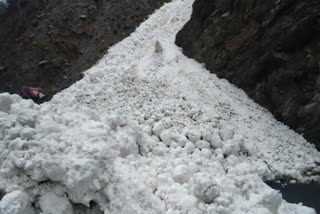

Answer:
[0,0,319,213]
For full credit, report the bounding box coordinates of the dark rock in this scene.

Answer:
[176,0,320,149]
[0,0,168,101]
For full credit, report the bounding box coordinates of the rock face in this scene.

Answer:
[0,0,167,101]
[176,0,320,149]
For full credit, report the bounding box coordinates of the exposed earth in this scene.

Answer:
[0,0,168,101]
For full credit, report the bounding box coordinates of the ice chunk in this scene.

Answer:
[184,141,195,154]
[42,160,67,182]
[160,130,175,146]
[172,164,192,184]
[200,148,212,159]
[191,173,220,203]
[153,121,166,137]
[222,141,240,156]
[0,93,13,113]
[201,127,214,142]
[176,134,188,147]
[279,202,316,214]
[187,129,201,143]
[0,191,35,214]
[117,129,139,158]
[178,195,198,210]
[210,131,223,149]
[219,127,235,141]
[250,188,282,213]
[39,192,73,214]
[195,140,210,150]
[21,127,36,140]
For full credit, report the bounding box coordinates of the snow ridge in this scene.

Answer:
[0,0,319,213]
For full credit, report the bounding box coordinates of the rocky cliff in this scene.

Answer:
[0,0,167,101]
[176,0,320,149]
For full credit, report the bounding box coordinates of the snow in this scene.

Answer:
[0,190,35,214]
[39,192,73,214]
[0,93,14,113]
[0,0,320,213]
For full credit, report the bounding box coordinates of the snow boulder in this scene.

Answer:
[20,127,36,140]
[172,164,192,184]
[195,140,210,150]
[184,141,195,154]
[152,122,165,137]
[160,130,176,146]
[178,195,198,211]
[39,192,73,214]
[0,93,14,113]
[250,187,282,214]
[152,118,171,137]
[201,126,215,142]
[279,202,317,214]
[166,183,198,211]
[219,127,235,141]
[187,129,201,143]
[191,172,220,204]
[210,131,223,149]
[116,127,139,158]
[0,190,35,214]
[42,160,67,182]
[222,141,240,156]
[175,134,188,147]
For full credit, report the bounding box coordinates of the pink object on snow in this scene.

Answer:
[22,87,45,99]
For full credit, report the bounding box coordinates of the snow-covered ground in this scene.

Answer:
[0,0,320,213]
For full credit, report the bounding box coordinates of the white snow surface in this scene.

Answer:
[0,0,320,213]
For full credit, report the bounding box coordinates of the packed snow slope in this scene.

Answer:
[0,0,320,213]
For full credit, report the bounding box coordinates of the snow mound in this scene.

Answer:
[0,0,320,213]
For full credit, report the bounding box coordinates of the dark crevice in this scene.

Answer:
[73,200,104,214]
[0,189,5,200]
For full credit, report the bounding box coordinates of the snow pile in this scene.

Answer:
[0,0,320,213]
[0,94,124,213]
